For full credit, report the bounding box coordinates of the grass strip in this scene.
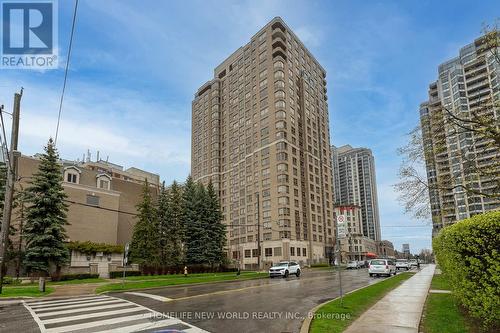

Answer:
[310,272,414,333]
[96,272,268,293]
[0,286,54,298]
[421,293,471,333]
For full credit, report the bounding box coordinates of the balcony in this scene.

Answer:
[271,21,286,33]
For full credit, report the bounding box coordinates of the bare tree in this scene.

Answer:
[395,23,500,222]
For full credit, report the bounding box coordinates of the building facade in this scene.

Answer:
[15,155,159,246]
[11,155,159,277]
[191,17,334,268]
[331,145,381,241]
[333,205,378,263]
[376,240,395,259]
[420,34,500,236]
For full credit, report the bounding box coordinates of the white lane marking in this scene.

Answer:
[41,306,148,324]
[37,302,135,318]
[125,291,172,302]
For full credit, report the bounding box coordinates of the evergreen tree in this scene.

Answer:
[129,179,160,267]
[23,139,69,275]
[159,181,185,266]
[183,176,206,264]
[157,182,169,264]
[205,181,226,266]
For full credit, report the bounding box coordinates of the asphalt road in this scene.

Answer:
[113,268,383,333]
[0,268,393,333]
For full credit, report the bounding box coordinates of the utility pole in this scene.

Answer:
[0,91,22,294]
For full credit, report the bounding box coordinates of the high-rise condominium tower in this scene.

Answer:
[420,34,499,236]
[191,17,334,268]
[331,145,381,241]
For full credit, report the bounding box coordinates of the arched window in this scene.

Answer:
[274,90,285,99]
[274,70,285,79]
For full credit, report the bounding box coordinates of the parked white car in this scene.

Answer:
[269,261,301,278]
[409,259,418,267]
[396,259,410,271]
[369,259,396,277]
[346,261,359,269]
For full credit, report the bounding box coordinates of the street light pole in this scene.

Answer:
[0,91,22,294]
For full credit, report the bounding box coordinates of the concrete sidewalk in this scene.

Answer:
[344,264,435,333]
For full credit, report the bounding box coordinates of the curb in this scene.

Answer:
[299,271,411,333]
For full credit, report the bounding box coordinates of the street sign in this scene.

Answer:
[337,215,347,239]
[123,242,130,266]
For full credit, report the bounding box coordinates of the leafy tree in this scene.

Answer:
[158,181,184,266]
[129,179,160,266]
[205,181,226,267]
[23,139,69,276]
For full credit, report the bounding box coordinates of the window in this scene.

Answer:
[86,195,100,206]
[303,248,307,256]
[275,100,286,109]
[66,173,77,183]
[274,60,284,69]
[273,247,282,256]
[275,90,285,99]
[274,70,285,79]
[265,248,273,257]
[63,166,81,184]
[96,174,111,190]
[252,249,259,257]
[99,179,109,189]
[290,247,295,256]
[244,249,251,258]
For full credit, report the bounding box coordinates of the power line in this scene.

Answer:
[64,199,137,216]
[54,0,79,146]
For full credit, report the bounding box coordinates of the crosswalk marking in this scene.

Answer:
[27,295,108,306]
[23,294,209,333]
[125,291,172,302]
[41,307,148,325]
[37,303,136,317]
[28,297,117,308]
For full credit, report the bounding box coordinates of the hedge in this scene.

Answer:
[68,241,124,254]
[58,273,100,281]
[433,210,500,329]
[109,271,142,279]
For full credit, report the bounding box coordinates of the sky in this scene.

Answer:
[1,0,499,254]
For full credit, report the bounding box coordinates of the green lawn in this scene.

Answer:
[121,271,248,281]
[96,271,268,293]
[421,293,471,333]
[0,286,54,298]
[430,273,451,290]
[49,278,106,285]
[310,272,414,333]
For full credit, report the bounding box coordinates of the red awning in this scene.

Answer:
[366,252,377,258]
